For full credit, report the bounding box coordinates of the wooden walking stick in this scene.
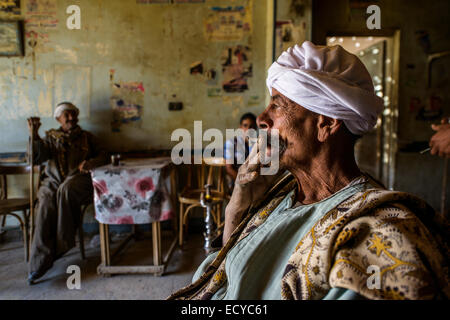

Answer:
[29,119,36,249]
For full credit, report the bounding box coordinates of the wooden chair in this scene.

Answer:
[1,163,90,261]
[78,203,90,260]
[0,164,33,261]
[27,122,89,260]
[178,157,227,246]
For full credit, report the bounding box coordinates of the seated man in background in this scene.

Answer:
[169,42,449,300]
[27,102,108,285]
[224,113,257,193]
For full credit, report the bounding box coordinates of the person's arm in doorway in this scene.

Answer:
[430,117,450,158]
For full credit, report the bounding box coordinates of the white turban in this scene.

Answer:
[54,103,79,119]
[267,41,384,135]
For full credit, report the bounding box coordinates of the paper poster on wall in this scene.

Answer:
[110,82,145,132]
[0,0,20,15]
[204,5,252,41]
[275,21,293,59]
[53,64,91,119]
[25,0,58,29]
[0,21,23,56]
[221,45,252,93]
[275,20,306,60]
[136,0,170,4]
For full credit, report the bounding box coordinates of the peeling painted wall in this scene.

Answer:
[0,0,273,153]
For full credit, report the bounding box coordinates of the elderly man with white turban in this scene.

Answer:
[169,42,449,300]
[26,102,108,285]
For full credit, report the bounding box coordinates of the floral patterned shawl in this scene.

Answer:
[168,174,449,300]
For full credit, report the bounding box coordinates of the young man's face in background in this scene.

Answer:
[240,118,257,134]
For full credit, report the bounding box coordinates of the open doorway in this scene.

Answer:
[326,34,400,189]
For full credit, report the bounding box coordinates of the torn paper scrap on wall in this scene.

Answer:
[110,82,145,132]
[190,61,203,75]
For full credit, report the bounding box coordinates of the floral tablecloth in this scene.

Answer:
[91,157,174,225]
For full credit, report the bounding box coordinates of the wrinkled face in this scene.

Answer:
[240,118,257,133]
[257,88,320,170]
[57,109,78,132]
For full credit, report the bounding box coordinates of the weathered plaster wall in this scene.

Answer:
[0,0,272,153]
[312,0,450,212]
[0,0,274,227]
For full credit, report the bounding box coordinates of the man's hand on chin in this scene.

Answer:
[223,136,284,245]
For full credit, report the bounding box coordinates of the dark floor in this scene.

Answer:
[0,228,207,300]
